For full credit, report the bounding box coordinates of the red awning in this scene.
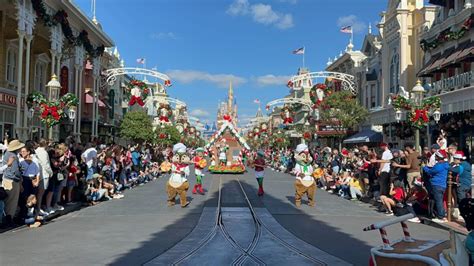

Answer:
[85,93,106,107]
[441,42,471,68]
[458,42,474,61]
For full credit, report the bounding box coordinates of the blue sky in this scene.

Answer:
[75,0,387,126]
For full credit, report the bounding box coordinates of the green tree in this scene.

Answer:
[154,125,181,147]
[319,91,369,146]
[119,111,154,143]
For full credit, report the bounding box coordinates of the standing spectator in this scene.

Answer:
[330,148,341,178]
[35,139,53,216]
[131,146,141,173]
[81,142,97,180]
[451,152,472,203]
[66,156,79,204]
[436,129,447,151]
[372,143,393,197]
[447,143,458,163]
[423,150,449,223]
[18,146,40,220]
[392,143,420,189]
[2,140,24,226]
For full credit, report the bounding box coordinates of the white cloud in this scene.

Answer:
[166,69,247,88]
[255,74,291,86]
[227,0,250,16]
[279,0,298,4]
[337,15,366,34]
[149,32,177,40]
[190,109,210,118]
[227,0,294,30]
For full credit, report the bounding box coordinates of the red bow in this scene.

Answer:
[160,116,170,122]
[223,115,232,122]
[287,81,294,88]
[283,117,293,124]
[41,104,60,121]
[129,96,144,106]
[412,109,429,123]
[164,80,172,87]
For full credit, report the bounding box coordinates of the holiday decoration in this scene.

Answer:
[280,106,295,125]
[310,83,331,108]
[26,91,78,128]
[157,103,173,123]
[391,94,441,129]
[420,14,473,51]
[31,0,105,58]
[126,79,149,106]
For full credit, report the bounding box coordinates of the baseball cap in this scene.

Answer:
[431,144,440,150]
[379,142,388,147]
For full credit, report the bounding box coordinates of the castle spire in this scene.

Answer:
[227,81,233,113]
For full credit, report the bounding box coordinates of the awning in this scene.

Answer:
[458,42,474,61]
[85,93,106,107]
[418,54,441,77]
[343,129,382,144]
[441,42,470,68]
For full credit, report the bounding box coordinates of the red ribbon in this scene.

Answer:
[412,109,429,123]
[129,96,144,106]
[159,116,170,122]
[283,117,293,124]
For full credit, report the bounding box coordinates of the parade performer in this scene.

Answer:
[294,143,316,207]
[218,145,228,166]
[254,150,266,196]
[167,143,191,208]
[192,147,207,195]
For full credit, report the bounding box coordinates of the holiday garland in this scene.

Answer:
[309,83,332,108]
[26,91,79,128]
[31,0,105,58]
[391,95,441,129]
[420,15,473,52]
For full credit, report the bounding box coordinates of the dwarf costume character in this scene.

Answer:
[192,147,207,195]
[167,143,191,208]
[294,144,316,207]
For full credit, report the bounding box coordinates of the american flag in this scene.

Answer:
[292,47,305,55]
[340,26,352,34]
[136,58,146,64]
[253,99,260,104]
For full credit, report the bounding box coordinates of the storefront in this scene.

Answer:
[0,91,17,138]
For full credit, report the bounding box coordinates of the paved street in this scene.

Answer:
[0,169,448,266]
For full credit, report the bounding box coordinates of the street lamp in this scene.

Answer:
[395,109,403,123]
[67,106,77,122]
[411,80,425,152]
[433,110,441,123]
[46,74,61,140]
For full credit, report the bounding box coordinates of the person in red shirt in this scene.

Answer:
[254,150,266,196]
[380,180,406,215]
[66,156,79,205]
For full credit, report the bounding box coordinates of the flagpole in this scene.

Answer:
[303,46,305,68]
[350,30,353,45]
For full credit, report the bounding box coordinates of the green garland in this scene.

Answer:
[420,15,473,52]
[391,95,441,129]
[31,0,105,58]
[125,79,150,99]
[27,91,79,128]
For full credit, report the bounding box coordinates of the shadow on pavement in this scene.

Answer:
[110,175,374,265]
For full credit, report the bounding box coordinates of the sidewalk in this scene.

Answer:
[421,216,468,235]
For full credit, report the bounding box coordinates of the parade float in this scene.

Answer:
[206,121,250,174]
[364,214,470,266]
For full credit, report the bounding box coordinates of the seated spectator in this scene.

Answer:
[405,179,429,223]
[349,173,364,200]
[380,180,406,216]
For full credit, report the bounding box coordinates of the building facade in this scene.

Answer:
[0,0,115,142]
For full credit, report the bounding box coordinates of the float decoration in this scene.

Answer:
[26,91,78,128]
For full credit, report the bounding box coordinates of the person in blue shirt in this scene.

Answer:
[131,147,141,173]
[423,150,449,222]
[450,152,472,203]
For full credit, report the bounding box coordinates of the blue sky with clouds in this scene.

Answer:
[75,0,387,126]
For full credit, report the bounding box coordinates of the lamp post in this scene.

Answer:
[46,75,61,141]
[27,107,34,140]
[411,80,425,152]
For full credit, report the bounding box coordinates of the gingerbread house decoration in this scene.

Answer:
[206,121,250,168]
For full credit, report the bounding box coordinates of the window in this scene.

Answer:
[448,67,455,77]
[34,62,47,92]
[389,52,399,94]
[463,62,471,73]
[371,84,376,108]
[6,48,17,83]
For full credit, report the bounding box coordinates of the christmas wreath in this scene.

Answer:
[280,106,295,125]
[26,91,79,128]
[391,94,441,129]
[125,79,149,106]
[310,83,331,108]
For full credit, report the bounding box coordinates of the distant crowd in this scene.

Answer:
[263,140,472,223]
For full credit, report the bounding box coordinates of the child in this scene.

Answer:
[66,157,79,205]
[192,147,207,195]
[25,195,42,228]
[254,150,266,196]
[380,180,406,216]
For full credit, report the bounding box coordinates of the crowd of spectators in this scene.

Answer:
[266,141,473,224]
[0,137,168,229]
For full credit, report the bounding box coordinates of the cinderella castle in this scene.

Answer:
[216,81,238,128]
